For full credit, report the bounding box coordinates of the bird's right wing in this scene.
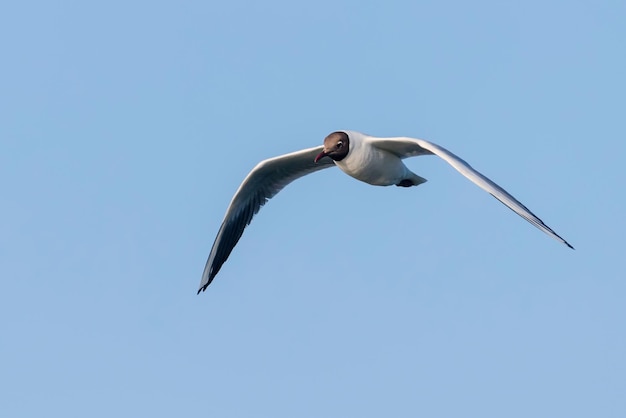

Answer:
[199,146,336,292]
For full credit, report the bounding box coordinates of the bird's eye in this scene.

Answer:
[336,141,343,148]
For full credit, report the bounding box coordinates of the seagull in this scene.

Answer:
[198,130,573,293]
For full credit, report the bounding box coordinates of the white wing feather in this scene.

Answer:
[199,146,335,292]
[370,136,574,249]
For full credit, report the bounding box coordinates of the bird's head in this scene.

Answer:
[314,131,350,163]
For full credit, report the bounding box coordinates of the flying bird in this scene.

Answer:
[198,130,573,293]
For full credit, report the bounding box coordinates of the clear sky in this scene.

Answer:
[2,1,625,417]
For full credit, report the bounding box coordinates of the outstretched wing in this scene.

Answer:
[369,136,574,249]
[199,146,336,292]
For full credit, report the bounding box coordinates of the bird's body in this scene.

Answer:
[198,130,573,293]
[334,131,427,186]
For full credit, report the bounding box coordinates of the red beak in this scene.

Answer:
[314,150,327,163]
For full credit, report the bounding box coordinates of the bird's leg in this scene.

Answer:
[396,179,416,187]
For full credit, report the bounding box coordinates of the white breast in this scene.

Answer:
[334,131,410,186]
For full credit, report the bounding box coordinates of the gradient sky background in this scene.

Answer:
[2,1,625,417]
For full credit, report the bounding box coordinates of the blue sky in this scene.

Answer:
[2,1,625,417]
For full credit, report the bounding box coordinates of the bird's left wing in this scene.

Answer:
[370,136,574,249]
[199,146,335,292]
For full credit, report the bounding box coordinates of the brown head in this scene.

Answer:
[314,131,350,163]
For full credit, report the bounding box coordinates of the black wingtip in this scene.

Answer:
[566,242,575,250]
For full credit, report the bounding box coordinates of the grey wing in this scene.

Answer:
[370,136,574,249]
[198,146,335,292]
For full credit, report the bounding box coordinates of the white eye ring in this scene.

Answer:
[337,141,343,148]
